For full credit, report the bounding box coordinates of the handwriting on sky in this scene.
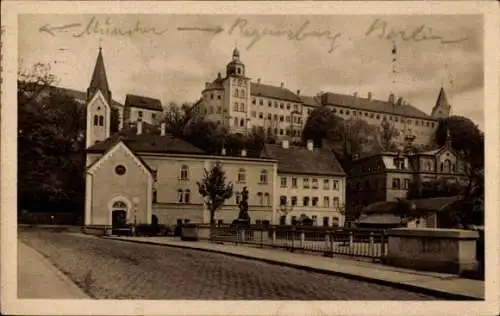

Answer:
[39,16,469,54]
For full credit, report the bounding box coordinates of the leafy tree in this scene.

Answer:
[406,179,466,200]
[196,162,234,225]
[435,116,484,200]
[378,118,400,151]
[110,107,120,134]
[302,106,344,147]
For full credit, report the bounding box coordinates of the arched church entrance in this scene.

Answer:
[111,201,128,228]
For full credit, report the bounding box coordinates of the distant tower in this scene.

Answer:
[226,47,246,77]
[85,47,111,149]
[431,87,452,118]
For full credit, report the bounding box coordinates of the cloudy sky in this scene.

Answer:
[19,14,483,128]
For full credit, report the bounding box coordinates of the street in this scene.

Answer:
[18,229,438,300]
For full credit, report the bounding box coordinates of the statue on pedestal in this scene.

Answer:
[233,186,251,226]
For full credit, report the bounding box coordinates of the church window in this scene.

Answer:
[240,119,244,127]
[180,165,189,180]
[115,165,126,176]
[94,115,99,126]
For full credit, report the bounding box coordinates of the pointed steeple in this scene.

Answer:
[87,47,112,105]
[431,87,451,118]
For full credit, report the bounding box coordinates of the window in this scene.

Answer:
[240,103,245,112]
[280,196,287,206]
[260,170,268,184]
[138,111,143,118]
[238,168,246,183]
[217,107,221,114]
[234,102,238,111]
[178,189,184,203]
[324,197,330,207]
[274,101,278,108]
[210,94,214,100]
[152,113,156,120]
[180,165,189,180]
[115,165,126,176]
[279,129,283,135]
[94,115,99,126]
[268,101,272,107]
[257,192,264,205]
[403,179,410,189]
[392,178,401,189]
[291,196,297,206]
[279,115,284,122]
[265,193,271,206]
[292,178,297,188]
[240,119,244,127]
[273,114,278,120]
[152,189,157,203]
[286,104,290,110]
[333,180,339,190]
[260,99,264,106]
[291,216,297,225]
[280,216,286,225]
[251,111,256,118]
[280,103,284,109]
[339,109,343,114]
[333,197,339,208]
[252,98,256,105]
[259,112,263,119]
[234,89,238,97]
[303,178,310,189]
[267,113,272,120]
[303,197,310,206]
[323,217,329,227]
[236,192,241,204]
[280,177,287,188]
[312,178,318,189]
[184,190,191,203]
[286,116,290,122]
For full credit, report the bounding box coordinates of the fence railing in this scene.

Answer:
[209,225,388,261]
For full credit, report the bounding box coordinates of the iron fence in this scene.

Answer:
[210,225,388,260]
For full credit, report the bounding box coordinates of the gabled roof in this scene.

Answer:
[262,144,345,176]
[321,92,432,120]
[87,132,206,156]
[300,95,321,107]
[125,94,163,111]
[87,141,153,175]
[88,48,111,103]
[250,82,302,103]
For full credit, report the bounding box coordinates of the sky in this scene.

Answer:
[18,14,484,128]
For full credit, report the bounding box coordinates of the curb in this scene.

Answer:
[103,237,482,301]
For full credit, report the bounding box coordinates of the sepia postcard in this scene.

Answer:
[1,1,499,315]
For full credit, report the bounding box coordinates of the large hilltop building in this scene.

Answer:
[196,48,452,146]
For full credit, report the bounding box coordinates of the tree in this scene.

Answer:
[378,118,400,151]
[435,116,484,200]
[302,106,344,147]
[196,162,234,225]
[406,179,466,200]
[110,107,120,133]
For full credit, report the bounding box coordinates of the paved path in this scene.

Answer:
[106,236,484,300]
[17,240,89,299]
[19,230,440,300]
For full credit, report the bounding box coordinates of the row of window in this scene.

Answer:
[280,195,341,208]
[251,111,304,124]
[280,215,340,226]
[351,178,411,191]
[280,177,340,190]
[93,115,104,126]
[151,189,191,204]
[209,93,223,100]
[267,127,301,137]
[354,159,459,175]
[331,107,436,128]
[252,98,301,112]
[233,89,246,98]
[152,166,270,185]
[136,110,156,121]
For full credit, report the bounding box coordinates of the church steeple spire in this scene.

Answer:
[431,86,451,118]
[87,46,112,105]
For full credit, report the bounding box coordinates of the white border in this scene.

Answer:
[2,1,499,316]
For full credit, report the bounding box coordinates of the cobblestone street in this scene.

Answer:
[19,229,438,300]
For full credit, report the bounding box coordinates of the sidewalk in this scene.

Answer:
[105,236,484,300]
[17,241,89,299]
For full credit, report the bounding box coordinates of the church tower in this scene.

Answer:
[85,47,112,149]
[431,87,452,118]
[223,47,251,133]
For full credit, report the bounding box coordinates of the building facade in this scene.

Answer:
[197,48,452,147]
[346,134,468,224]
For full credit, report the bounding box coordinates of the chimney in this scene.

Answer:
[282,140,289,149]
[217,72,222,79]
[137,121,143,135]
[160,122,166,136]
[257,78,261,83]
[296,89,301,95]
[306,139,314,151]
[368,92,372,100]
[397,97,403,106]
[280,82,284,89]
[241,149,247,157]
[221,148,226,155]
[389,93,395,104]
